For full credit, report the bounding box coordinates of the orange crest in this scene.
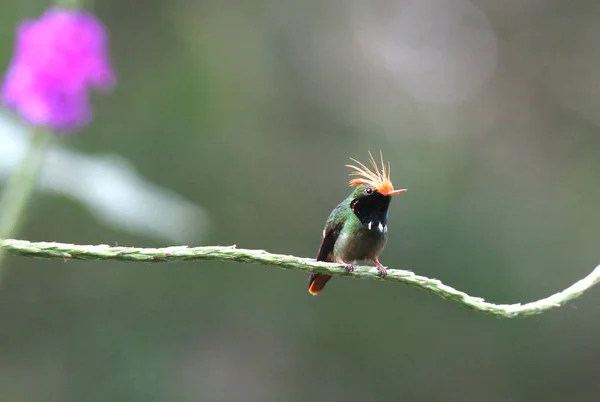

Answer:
[346,151,406,196]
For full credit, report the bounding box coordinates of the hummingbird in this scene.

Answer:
[308,152,407,295]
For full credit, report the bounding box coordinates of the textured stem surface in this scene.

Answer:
[1,238,598,318]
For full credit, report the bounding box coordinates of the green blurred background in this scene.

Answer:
[1,0,600,401]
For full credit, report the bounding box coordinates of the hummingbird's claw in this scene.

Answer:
[374,257,387,278]
[336,259,354,273]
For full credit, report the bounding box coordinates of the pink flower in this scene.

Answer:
[2,7,115,133]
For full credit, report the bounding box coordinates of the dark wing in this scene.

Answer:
[315,202,346,262]
[309,201,348,295]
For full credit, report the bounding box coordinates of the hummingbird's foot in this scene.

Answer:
[374,257,388,278]
[336,258,354,273]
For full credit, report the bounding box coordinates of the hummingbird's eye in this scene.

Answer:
[365,187,373,195]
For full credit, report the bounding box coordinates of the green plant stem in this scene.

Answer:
[0,238,598,318]
[0,131,51,268]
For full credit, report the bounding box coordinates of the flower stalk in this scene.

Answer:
[0,130,51,268]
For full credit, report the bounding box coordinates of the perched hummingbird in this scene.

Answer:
[308,152,407,295]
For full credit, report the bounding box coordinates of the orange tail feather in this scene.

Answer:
[308,273,332,295]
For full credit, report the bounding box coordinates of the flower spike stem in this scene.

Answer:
[0,238,598,318]
[0,130,51,269]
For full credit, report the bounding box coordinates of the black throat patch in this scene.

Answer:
[350,192,391,228]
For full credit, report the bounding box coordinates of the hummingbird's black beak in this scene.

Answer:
[381,189,407,196]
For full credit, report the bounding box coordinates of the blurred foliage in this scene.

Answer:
[1,0,600,401]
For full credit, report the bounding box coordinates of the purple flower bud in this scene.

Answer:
[2,7,115,133]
